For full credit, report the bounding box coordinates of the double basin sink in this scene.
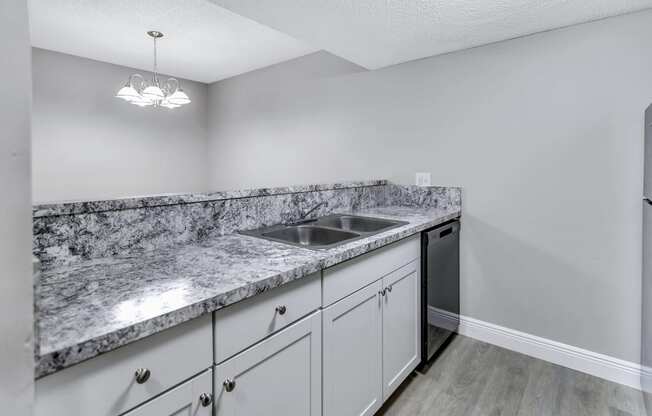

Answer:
[242,214,408,250]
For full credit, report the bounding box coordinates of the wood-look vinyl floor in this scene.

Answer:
[378,335,646,416]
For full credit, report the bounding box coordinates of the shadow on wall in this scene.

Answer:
[459,213,634,360]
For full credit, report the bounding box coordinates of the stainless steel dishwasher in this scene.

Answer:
[421,219,460,366]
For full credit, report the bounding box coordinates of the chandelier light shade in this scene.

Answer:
[115,31,191,109]
[141,85,165,101]
[167,89,191,105]
[116,84,140,102]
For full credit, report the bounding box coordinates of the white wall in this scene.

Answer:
[32,48,209,203]
[207,10,652,363]
[0,0,33,414]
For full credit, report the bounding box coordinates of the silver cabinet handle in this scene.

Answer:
[387,285,392,293]
[275,305,287,315]
[223,378,236,392]
[379,289,387,297]
[134,368,151,384]
[199,393,213,407]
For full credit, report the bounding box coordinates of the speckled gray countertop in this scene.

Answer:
[35,205,460,378]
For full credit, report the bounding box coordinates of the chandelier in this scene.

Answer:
[115,31,191,109]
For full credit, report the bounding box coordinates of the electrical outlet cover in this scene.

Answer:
[416,172,431,187]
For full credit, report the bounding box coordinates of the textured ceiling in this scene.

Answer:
[210,0,652,70]
[29,0,652,82]
[28,0,317,83]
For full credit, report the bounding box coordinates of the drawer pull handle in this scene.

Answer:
[134,368,151,384]
[379,289,387,297]
[199,393,213,407]
[275,305,287,315]
[387,286,393,293]
[223,378,236,392]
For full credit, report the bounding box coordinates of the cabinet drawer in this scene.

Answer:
[214,272,321,363]
[323,235,419,306]
[35,314,212,416]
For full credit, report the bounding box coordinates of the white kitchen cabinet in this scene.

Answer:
[214,311,322,416]
[36,234,425,416]
[381,260,420,400]
[123,369,213,416]
[323,280,383,416]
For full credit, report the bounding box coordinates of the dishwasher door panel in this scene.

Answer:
[422,220,460,363]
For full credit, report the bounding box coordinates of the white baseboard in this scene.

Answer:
[642,366,652,394]
[427,307,642,390]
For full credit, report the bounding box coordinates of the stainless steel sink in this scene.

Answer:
[241,214,408,250]
[262,226,360,248]
[314,214,402,233]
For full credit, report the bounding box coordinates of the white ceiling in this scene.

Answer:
[28,0,318,83]
[29,0,652,84]
[210,0,652,70]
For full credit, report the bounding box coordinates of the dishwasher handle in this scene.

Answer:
[425,221,460,244]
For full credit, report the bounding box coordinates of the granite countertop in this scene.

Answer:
[35,205,460,378]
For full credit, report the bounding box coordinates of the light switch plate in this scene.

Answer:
[415,172,431,187]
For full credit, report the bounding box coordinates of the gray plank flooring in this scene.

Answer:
[377,335,646,416]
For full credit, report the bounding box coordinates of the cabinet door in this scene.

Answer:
[124,369,212,416]
[382,260,420,400]
[323,280,383,416]
[214,311,321,416]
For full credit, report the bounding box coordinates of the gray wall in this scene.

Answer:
[207,10,652,363]
[32,48,210,203]
[0,0,33,414]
